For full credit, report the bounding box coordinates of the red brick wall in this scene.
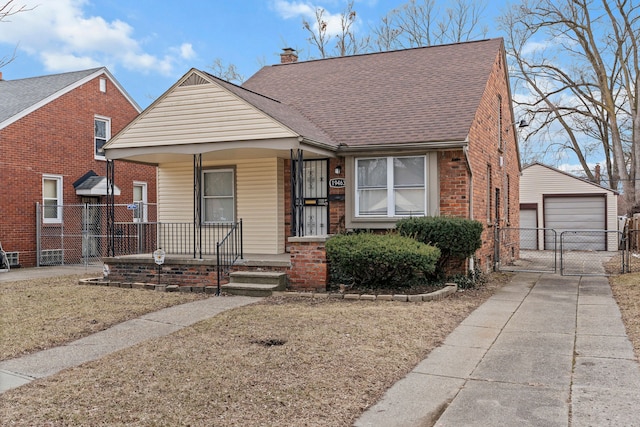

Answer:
[466,46,520,272]
[288,238,328,291]
[0,73,155,266]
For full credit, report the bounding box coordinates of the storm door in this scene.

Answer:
[302,159,329,236]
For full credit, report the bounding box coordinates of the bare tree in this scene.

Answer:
[207,58,244,84]
[500,0,640,212]
[303,1,368,58]
[386,0,488,49]
[0,0,31,68]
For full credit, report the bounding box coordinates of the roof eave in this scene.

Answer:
[336,140,468,154]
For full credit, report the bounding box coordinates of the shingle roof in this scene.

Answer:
[212,74,338,147]
[243,38,503,147]
[0,67,140,129]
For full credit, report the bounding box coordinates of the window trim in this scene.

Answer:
[42,174,63,224]
[202,168,236,224]
[355,155,427,218]
[94,115,111,160]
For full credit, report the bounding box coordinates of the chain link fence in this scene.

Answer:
[36,203,157,267]
[497,227,623,276]
[497,227,558,273]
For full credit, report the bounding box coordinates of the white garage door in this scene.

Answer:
[519,209,538,250]
[544,196,606,251]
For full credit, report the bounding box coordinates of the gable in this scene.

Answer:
[104,70,299,151]
[0,68,139,130]
[521,163,616,203]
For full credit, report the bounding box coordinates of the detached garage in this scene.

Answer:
[520,162,618,251]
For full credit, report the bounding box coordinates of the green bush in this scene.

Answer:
[326,233,440,289]
[396,216,483,273]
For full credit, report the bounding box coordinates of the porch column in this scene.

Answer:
[193,154,202,258]
[106,159,115,257]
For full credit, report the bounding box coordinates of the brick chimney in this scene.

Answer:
[594,163,601,184]
[0,71,3,81]
[280,47,298,64]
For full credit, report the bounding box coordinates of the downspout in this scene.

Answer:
[463,145,475,273]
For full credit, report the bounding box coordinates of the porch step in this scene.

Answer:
[221,283,282,297]
[229,271,287,287]
[222,271,287,296]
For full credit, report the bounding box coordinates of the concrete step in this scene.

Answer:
[229,271,287,287]
[221,282,281,297]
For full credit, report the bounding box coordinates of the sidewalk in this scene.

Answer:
[355,272,640,426]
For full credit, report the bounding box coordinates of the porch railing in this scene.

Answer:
[216,219,243,294]
[110,220,243,292]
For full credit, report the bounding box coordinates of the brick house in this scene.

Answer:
[103,38,520,290]
[0,68,156,267]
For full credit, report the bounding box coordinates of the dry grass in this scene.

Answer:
[608,254,640,361]
[0,275,205,361]
[0,273,511,426]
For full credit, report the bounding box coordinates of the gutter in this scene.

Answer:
[463,144,475,274]
[337,140,467,154]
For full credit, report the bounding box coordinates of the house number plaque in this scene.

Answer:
[329,178,345,188]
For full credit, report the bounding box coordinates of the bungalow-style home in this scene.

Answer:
[103,38,520,291]
[0,68,156,267]
[520,162,618,251]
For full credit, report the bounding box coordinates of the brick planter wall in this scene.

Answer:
[104,256,218,287]
[288,236,329,292]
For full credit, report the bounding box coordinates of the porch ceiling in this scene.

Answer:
[105,137,335,165]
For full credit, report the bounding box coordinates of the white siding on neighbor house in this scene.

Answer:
[520,164,618,250]
[107,82,297,150]
[157,158,284,254]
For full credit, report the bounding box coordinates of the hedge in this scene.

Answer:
[325,233,440,289]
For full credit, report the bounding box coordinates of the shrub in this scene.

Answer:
[396,216,483,274]
[326,233,440,289]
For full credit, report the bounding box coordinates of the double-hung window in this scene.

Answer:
[203,169,235,223]
[94,116,111,159]
[356,156,426,217]
[43,174,63,223]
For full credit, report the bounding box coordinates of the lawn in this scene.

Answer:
[609,273,640,360]
[0,273,510,426]
[0,275,205,361]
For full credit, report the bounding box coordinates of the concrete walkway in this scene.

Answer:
[355,272,640,426]
[0,268,259,393]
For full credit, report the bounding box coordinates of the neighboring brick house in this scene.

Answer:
[104,38,520,289]
[0,68,156,267]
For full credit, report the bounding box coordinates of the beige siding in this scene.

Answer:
[157,158,283,254]
[520,164,618,250]
[109,83,297,149]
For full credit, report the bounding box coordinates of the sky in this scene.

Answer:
[0,0,598,175]
[0,0,511,108]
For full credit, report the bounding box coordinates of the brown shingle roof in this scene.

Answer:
[243,38,503,147]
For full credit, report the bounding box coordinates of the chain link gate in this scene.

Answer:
[496,226,624,276]
[36,203,157,267]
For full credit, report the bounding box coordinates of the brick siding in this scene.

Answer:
[0,74,156,267]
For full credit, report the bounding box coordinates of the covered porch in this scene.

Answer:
[102,69,341,292]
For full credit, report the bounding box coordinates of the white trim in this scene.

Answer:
[202,168,235,223]
[94,115,111,160]
[42,174,63,224]
[0,67,141,130]
[355,155,427,218]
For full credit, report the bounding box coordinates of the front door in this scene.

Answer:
[302,159,329,235]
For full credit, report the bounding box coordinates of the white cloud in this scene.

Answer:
[179,43,196,60]
[0,0,194,75]
[272,1,358,37]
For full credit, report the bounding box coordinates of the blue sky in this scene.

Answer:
[0,0,510,108]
